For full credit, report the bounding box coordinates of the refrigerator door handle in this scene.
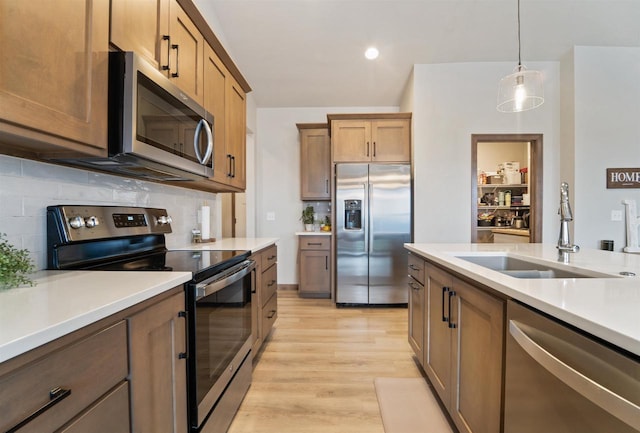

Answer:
[368,182,373,254]
[363,182,369,254]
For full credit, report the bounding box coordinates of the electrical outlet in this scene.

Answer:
[611,210,623,221]
[266,211,276,221]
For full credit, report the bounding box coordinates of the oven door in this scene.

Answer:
[188,259,255,429]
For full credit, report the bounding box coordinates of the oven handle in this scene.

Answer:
[195,260,255,300]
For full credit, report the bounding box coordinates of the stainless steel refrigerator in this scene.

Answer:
[336,164,412,305]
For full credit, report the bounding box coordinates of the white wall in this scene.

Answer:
[573,46,640,250]
[410,61,561,243]
[255,106,398,285]
[0,155,219,270]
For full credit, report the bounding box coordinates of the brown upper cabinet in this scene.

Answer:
[297,124,331,200]
[225,76,247,190]
[0,0,110,159]
[204,45,246,190]
[0,0,249,193]
[111,0,205,105]
[328,113,411,163]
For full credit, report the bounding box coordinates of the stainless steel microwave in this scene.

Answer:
[58,51,215,182]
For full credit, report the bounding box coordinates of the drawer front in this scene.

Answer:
[261,263,278,307]
[408,253,425,284]
[0,321,128,433]
[261,293,278,339]
[60,381,130,433]
[261,245,278,270]
[299,236,330,250]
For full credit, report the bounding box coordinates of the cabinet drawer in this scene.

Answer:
[261,245,277,270]
[0,321,128,433]
[60,381,130,433]
[299,236,330,250]
[262,293,278,338]
[408,253,425,284]
[261,263,278,307]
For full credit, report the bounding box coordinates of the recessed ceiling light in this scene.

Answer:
[365,47,379,60]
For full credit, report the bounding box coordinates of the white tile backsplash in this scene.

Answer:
[0,155,219,270]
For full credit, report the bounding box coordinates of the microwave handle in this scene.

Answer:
[194,119,213,165]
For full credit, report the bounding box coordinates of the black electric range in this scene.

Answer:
[46,205,256,433]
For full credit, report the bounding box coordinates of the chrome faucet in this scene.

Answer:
[557,182,579,262]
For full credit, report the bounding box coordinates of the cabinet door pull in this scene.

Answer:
[448,290,457,328]
[267,310,276,319]
[171,44,180,78]
[409,264,419,271]
[366,141,370,157]
[177,310,189,360]
[267,280,276,287]
[325,179,329,194]
[5,387,72,433]
[161,35,171,71]
[441,286,449,322]
[227,154,233,177]
[307,242,322,246]
[231,155,236,178]
[325,256,328,270]
[373,141,376,157]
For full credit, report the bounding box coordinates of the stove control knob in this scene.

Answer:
[84,216,100,228]
[69,216,85,229]
[157,215,172,225]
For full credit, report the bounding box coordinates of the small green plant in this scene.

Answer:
[323,215,331,227]
[0,233,35,289]
[301,205,315,225]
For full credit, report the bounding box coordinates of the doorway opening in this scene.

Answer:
[221,192,247,238]
[471,134,543,243]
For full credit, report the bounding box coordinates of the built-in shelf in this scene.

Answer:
[478,183,527,189]
[478,205,530,210]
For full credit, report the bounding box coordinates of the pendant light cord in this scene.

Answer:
[517,0,522,67]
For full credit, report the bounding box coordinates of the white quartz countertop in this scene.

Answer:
[0,270,191,363]
[172,237,278,252]
[404,243,640,356]
[295,231,331,236]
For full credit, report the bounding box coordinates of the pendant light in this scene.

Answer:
[497,0,544,112]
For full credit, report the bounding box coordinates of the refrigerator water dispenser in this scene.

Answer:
[344,200,362,230]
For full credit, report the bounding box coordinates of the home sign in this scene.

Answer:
[607,168,640,189]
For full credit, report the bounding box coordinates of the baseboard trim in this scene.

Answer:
[277,284,298,291]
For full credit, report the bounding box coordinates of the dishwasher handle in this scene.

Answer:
[509,320,640,431]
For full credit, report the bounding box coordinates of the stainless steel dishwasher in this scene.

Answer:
[504,300,640,433]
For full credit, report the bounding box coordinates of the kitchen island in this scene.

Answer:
[405,243,640,433]
[405,243,640,355]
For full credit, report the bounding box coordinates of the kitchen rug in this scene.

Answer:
[374,378,453,433]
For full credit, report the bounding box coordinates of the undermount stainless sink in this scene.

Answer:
[456,254,614,279]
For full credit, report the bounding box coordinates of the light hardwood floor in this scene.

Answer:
[228,290,424,433]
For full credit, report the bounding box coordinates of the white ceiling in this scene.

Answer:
[194,0,640,108]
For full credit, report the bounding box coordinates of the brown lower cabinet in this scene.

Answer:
[408,256,505,433]
[298,235,331,298]
[250,244,278,356]
[128,291,187,433]
[0,287,187,433]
